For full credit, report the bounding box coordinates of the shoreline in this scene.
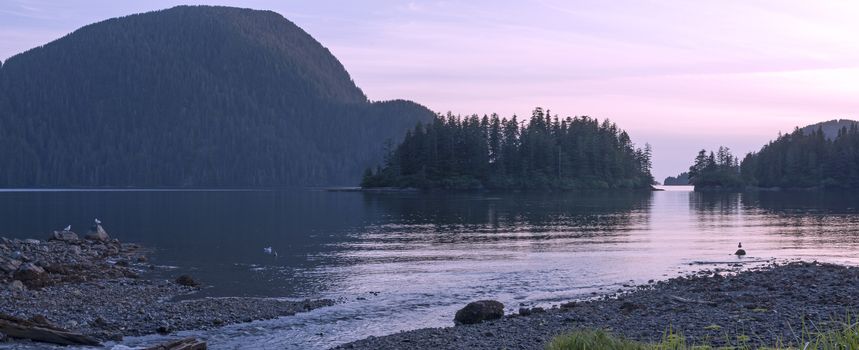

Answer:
[334,261,859,349]
[0,233,333,347]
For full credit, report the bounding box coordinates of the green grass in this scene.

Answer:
[547,318,859,350]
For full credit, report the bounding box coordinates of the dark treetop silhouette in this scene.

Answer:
[688,120,859,190]
[362,108,654,191]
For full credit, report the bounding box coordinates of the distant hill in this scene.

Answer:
[0,6,433,187]
[801,119,858,140]
[663,172,689,185]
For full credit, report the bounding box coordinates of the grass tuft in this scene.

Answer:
[548,317,859,350]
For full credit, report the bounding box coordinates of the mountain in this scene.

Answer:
[801,119,858,140]
[0,5,434,187]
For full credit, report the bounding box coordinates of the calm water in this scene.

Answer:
[3,187,859,349]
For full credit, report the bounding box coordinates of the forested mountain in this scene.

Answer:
[688,121,859,190]
[801,119,858,140]
[362,108,654,191]
[663,172,689,185]
[0,6,433,187]
[740,123,859,188]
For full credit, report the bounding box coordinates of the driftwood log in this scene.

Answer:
[0,314,101,346]
[145,337,208,350]
[669,295,717,306]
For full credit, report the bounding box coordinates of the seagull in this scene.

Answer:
[63,225,71,232]
[94,218,101,225]
[263,246,278,257]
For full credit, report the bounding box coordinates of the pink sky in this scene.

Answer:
[3,0,859,181]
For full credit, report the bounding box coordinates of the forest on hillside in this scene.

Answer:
[688,123,859,190]
[362,108,655,191]
[0,6,433,187]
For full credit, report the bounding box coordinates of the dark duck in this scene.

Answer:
[735,242,746,256]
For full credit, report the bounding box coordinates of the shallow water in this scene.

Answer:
[3,186,859,349]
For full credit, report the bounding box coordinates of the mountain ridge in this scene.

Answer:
[0,5,433,187]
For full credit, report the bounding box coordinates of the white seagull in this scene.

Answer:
[263,246,278,257]
[94,218,101,225]
[63,225,71,231]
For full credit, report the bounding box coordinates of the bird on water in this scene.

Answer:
[735,242,746,256]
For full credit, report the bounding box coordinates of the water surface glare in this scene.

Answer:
[3,186,859,349]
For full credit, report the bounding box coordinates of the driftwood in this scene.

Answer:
[669,295,717,306]
[145,337,208,350]
[0,314,101,346]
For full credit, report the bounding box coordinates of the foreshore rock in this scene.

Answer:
[454,300,504,325]
[84,225,110,242]
[49,231,78,242]
[0,234,144,289]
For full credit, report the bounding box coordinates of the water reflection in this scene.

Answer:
[4,188,859,349]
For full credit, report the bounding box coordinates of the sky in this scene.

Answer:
[3,1,859,181]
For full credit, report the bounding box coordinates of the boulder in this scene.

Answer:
[49,231,79,242]
[175,275,200,287]
[14,263,46,281]
[84,225,110,242]
[454,300,504,325]
[23,239,40,245]
[735,249,746,256]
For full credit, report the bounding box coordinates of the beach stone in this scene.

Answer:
[85,225,111,242]
[0,258,21,273]
[735,249,747,256]
[7,280,25,292]
[454,300,504,325]
[175,275,200,287]
[23,239,40,244]
[14,262,46,281]
[50,230,79,241]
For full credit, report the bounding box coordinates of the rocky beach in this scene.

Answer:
[336,261,859,349]
[0,226,333,348]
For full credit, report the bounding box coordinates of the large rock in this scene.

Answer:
[175,275,200,287]
[454,300,504,325]
[50,230,79,241]
[85,225,110,242]
[13,263,45,281]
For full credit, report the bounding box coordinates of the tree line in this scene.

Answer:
[688,123,859,190]
[362,108,654,190]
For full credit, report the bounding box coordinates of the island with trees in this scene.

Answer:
[361,108,654,191]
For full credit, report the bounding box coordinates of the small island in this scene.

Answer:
[362,108,655,191]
